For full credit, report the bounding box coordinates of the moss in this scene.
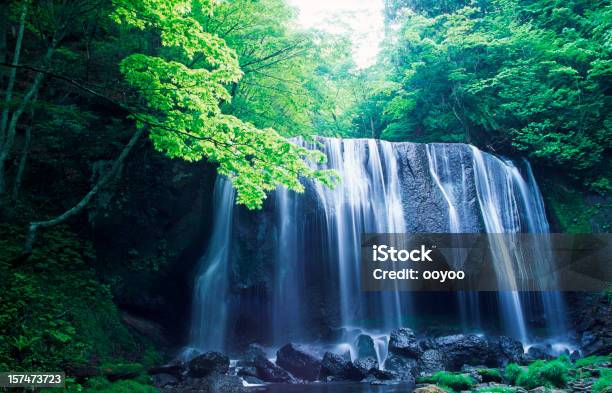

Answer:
[540,177,610,233]
[574,355,610,368]
[418,371,476,392]
[477,368,502,382]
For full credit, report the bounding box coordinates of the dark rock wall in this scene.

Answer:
[88,141,217,347]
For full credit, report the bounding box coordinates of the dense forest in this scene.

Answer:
[0,0,610,392]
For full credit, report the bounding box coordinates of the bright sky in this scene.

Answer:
[287,0,385,68]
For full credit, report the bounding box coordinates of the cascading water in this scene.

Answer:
[189,177,235,352]
[188,137,567,355]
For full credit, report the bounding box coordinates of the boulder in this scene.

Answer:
[416,349,446,375]
[253,355,294,383]
[320,352,363,381]
[237,366,258,378]
[355,334,378,359]
[354,356,379,375]
[488,336,526,365]
[383,353,417,382]
[276,343,322,381]
[242,343,267,363]
[188,352,229,377]
[368,368,397,381]
[526,344,553,361]
[389,328,422,358]
[433,334,490,370]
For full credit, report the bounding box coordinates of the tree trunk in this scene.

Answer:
[0,41,57,210]
[0,1,28,145]
[11,92,37,203]
[0,2,9,86]
[23,127,145,255]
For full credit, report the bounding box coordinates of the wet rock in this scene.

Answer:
[489,336,526,365]
[570,350,581,362]
[187,352,229,377]
[237,366,258,378]
[242,376,264,385]
[368,368,397,381]
[384,353,417,382]
[527,344,553,361]
[356,334,378,359]
[253,355,294,383]
[354,356,379,375]
[320,352,363,381]
[276,343,322,381]
[417,349,446,375]
[433,334,490,370]
[242,343,267,362]
[389,327,422,358]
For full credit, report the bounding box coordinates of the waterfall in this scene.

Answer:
[189,177,235,352]
[188,137,566,353]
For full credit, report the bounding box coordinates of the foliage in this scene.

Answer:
[418,371,476,392]
[370,0,611,193]
[81,377,158,393]
[513,357,570,389]
[503,363,524,385]
[477,368,502,381]
[112,0,338,209]
[574,355,611,368]
[0,224,156,371]
[592,368,612,393]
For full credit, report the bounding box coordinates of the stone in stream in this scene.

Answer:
[417,349,446,375]
[187,351,229,377]
[253,355,295,383]
[488,336,526,366]
[526,344,554,361]
[276,343,322,381]
[355,334,378,359]
[319,351,363,381]
[389,327,423,358]
[383,353,417,382]
[354,356,379,375]
[433,334,491,370]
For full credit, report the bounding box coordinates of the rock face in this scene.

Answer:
[319,352,363,381]
[276,343,322,381]
[389,328,423,358]
[355,334,378,359]
[187,352,229,377]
